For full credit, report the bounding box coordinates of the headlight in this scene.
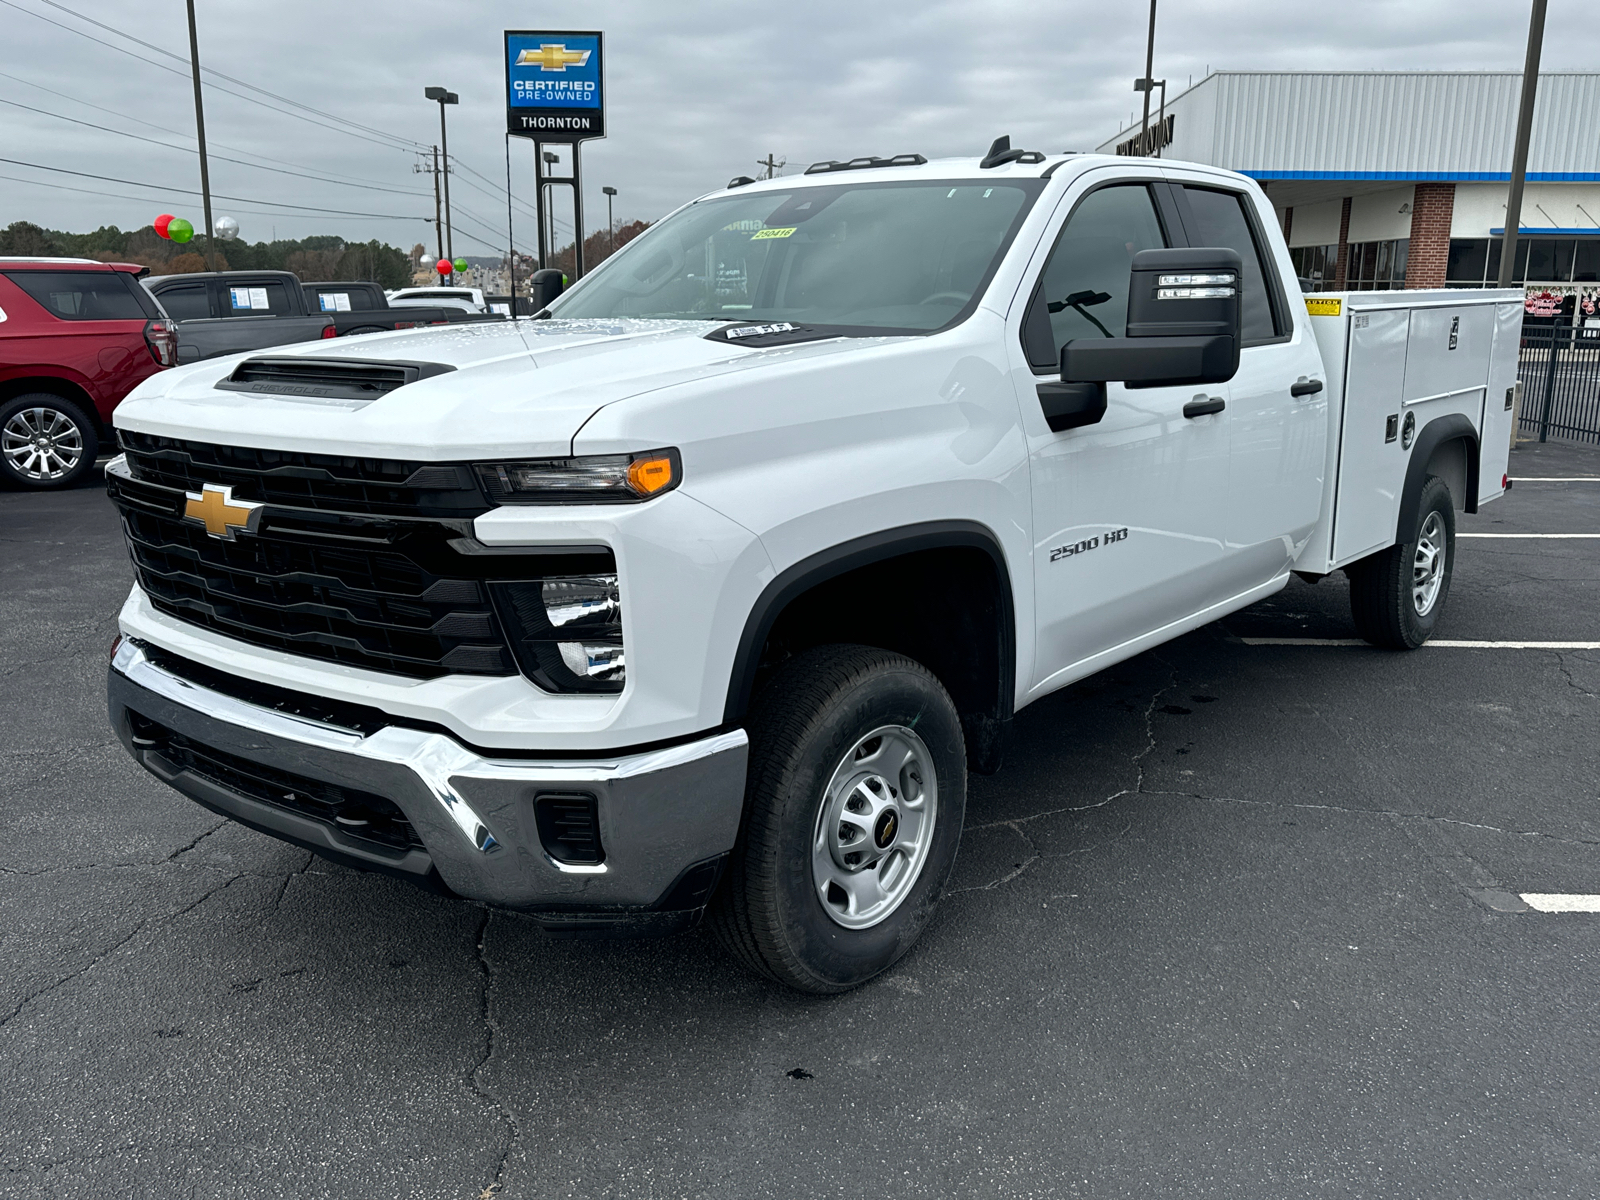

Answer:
[476,449,679,504]
[491,574,625,693]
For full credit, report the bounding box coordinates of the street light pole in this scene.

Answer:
[425,87,458,270]
[184,0,216,271]
[1139,0,1157,154]
[602,186,617,258]
[1498,0,1548,289]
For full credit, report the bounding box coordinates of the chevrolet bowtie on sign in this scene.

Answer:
[183,483,263,541]
[505,30,604,141]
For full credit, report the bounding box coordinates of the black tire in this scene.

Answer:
[0,393,99,490]
[1347,474,1456,649]
[709,645,967,994]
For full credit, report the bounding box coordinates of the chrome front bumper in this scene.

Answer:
[108,640,748,917]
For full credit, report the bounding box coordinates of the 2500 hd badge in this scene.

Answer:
[1050,527,1130,562]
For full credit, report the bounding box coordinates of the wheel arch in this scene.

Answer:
[0,373,105,436]
[1397,413,1479,544]
[723,520,1017,774]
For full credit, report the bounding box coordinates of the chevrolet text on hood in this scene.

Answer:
[105,141,1520,994]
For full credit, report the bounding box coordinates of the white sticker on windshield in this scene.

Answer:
[248,287,270,310]
[724,322,796,339]
[229,287,251,310]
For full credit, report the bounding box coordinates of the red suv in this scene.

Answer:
[0,258,176,489]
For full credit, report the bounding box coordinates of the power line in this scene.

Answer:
[0,67,429,195]
[0,172,412,226]
[0,95,431,198]
[0,0,421,155]
[0,156,426,220]
[34,0,427,151]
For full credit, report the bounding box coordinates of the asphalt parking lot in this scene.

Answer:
[3,438,1598,1199]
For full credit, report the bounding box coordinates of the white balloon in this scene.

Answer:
[419,253,436,266]
[213,215,240,241]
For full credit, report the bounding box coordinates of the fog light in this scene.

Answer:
[558,641,625,683]
[542,575,620,629]
[491,572,625,694]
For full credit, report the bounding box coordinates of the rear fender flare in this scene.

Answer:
[1397,413,1479,543]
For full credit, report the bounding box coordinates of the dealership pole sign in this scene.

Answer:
[505,31,604,141]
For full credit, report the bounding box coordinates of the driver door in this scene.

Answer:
[1013,177,1234,694]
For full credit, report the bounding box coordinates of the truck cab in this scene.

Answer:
[104,149,1516,993]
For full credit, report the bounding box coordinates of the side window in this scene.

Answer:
[1181,186,1281,343]
[3,271,153,320]
[223,281,294,316]
[152,283,211,321]
[1023,184,1167,370]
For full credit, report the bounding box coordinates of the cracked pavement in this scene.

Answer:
[3,439,1600,1198]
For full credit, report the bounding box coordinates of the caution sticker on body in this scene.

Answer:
[1305,297,1342,317]
[751,227,797,240]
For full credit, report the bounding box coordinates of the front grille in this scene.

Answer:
[118,430,487,517]
[128,711,423,853]
[109,441,614,681]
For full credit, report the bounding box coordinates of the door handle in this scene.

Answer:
[1290,377,1324,397]
[1183,395,1225,418]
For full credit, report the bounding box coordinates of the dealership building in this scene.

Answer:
[1097,72,1600,308]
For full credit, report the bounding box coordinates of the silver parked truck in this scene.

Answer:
[105,146,1518,992]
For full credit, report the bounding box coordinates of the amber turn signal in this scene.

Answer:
[627,455,676,496]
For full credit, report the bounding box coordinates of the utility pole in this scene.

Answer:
[1498,0,1548,288]
[758,153,785,179]
[184,0,216,271]
[415,147,444,262]
[1138,0,1157,155]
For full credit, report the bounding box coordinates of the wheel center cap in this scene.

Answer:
[873,808,899,850]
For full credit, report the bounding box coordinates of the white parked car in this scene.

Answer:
[385,285,488,314]
[105,146,1518,992]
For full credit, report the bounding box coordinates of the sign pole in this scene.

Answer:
[533,141,547,269]
[573,141,585,278]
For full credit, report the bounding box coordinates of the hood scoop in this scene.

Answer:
[214,356,457,406]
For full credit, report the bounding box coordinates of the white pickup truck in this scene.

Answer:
[105,145,1521,993]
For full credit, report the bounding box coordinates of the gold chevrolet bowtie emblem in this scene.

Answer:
[183,483,263,541]
[516,43,591,71]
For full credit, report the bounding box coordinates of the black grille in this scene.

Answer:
[117,430,487,517]
[128,711,423,853]
[215,355,454,402]
[534,792,605,864]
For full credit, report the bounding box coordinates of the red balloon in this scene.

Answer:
[154,213,175,239]
[435,258,453,275]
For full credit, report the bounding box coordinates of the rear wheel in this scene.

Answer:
[710,645,966,993]
[0,394,99,489]
[1348,473,1455,649]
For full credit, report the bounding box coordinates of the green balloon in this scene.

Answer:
[452,257,468,272]
[167,217,194,244]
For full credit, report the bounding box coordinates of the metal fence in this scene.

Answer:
[1519,321,1600,444]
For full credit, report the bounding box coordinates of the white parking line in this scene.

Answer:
[1521,894,1600,913]
[1239,638,1600,649]
[1459,533,1600,539]
[1509,477,1600,482]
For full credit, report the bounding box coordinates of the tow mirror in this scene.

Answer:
[1060,247,1242,388]
[529,269,567,311]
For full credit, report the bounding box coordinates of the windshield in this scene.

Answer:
[550,178,1045,333]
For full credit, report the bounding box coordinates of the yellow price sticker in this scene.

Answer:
[751,227,797,240]
[1305,297,1342,317]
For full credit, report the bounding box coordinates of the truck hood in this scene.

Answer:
[113,318,907,459]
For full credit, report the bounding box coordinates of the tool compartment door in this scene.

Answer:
[1331,308,1410,565]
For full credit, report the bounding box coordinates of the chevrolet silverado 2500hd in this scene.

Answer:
[104,148,1520,993]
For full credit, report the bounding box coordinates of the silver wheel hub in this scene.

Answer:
[3,406,84,482]
[811,724,937,930]
[1412,511,1446,616]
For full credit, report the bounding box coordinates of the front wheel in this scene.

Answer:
[1347,473,1456,649]
[710,645,967,993]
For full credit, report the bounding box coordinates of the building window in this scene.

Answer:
[1447,237,1600,286]
[1288,244,1338,292]
[1346,239,1408,290]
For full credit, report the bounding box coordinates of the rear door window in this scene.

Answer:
[223,280,294,316]
[151,283,211,321]
[1179,186,1283,343]
[4,270,155,320]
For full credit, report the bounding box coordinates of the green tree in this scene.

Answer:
[0,221,63,256]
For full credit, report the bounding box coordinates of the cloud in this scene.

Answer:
[2,0,1594,252]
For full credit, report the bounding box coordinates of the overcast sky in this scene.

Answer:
[3,0,1597,256]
